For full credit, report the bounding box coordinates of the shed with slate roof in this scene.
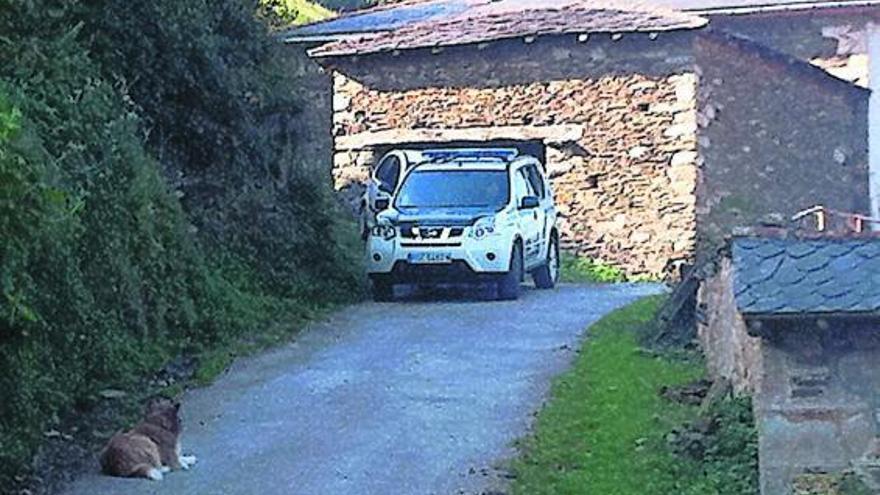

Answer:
[698,234,880,494]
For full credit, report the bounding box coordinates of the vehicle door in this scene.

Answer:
[523,163,553,261]
[358,153,403,238]
[512,166,543,268]
[371,154,403,205]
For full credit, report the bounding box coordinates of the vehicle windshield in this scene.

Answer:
[394,169,509,209]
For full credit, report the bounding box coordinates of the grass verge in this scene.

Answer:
[510,295,758,495]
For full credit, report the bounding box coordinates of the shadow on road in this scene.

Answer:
[391,283,536,303]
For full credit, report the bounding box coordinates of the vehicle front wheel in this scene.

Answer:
[370,275,394,302]
[532,234,560,289]
[497,242,523,301]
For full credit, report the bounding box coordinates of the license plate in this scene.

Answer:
[407,252,452,264]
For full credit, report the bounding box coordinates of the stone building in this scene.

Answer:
[284,0,875,278]
[699,234,880,494]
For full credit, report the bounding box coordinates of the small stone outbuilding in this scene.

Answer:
[284,0,874,279]
[699,234,880,494]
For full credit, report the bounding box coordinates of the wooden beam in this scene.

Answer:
[334,125,584,151]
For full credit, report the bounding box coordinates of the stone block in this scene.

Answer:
[670,150,698,167]
[664,122,698,138]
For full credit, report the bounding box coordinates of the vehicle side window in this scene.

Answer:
[374,156,401,192]
[514,169,535,199]
[525,165,545,199]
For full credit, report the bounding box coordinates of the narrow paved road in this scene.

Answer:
[61,283,661,495]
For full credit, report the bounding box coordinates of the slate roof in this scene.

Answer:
[662,0,880,13]
[289,0,707,57]
[732,237,880,316]
[283,0,880,46]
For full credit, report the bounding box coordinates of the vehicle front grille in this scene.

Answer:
[400,226,465,241]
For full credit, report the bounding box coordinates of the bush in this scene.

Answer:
[263,0,335,25]
[80,0,364,300]
[702,396,760,493]
[560,252,627,283]
[670,396,759,494]
[0,0,362,486]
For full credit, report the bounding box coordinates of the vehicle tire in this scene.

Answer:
[497,242,523,301]
[532,233,560,289]
[370,275,394,302]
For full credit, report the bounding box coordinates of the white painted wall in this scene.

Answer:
[868,23,880,226]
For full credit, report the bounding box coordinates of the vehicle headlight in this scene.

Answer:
[469,216,497,240]
[370,224,396,240]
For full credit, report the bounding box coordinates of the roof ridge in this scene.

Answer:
[304,0,706,57]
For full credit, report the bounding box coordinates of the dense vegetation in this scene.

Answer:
[511,296,759,494]
[268,0,335,24]
[0,0,362,486]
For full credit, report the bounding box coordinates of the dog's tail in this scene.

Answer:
[131,464,164,481]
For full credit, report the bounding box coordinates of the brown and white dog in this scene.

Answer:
[99,397,197,481]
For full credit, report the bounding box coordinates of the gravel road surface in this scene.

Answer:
[61,283,662,495]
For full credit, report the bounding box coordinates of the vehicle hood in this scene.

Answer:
[389,206,500,226]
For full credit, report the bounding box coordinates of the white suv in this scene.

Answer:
[365,149,560,301]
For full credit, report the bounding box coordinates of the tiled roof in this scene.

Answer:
[732,237,880,316]
[300,0,707,57]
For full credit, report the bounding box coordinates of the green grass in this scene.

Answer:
[561,252,627,283]
[511,296,757,495]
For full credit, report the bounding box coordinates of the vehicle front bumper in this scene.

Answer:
[366,234,513,283]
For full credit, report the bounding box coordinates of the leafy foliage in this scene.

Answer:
[81,0,363,301]
[0,0,362,486]
[264,0,335,25]
[700,396,760,493]
[560,252,627,283]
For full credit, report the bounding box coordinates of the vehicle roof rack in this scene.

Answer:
[420,148,519,162]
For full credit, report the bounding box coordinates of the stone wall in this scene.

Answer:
[325,35,700,278]
[694,33,869,252]
[709,8,880,88]
[279,43,334,176]
[697,257,763,394]
[757,321,880,495]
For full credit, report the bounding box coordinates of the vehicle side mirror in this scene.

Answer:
[519,196,540,210]
[378,181,394,194]
[374,198,390,211]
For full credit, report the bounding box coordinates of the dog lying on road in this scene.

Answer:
[100,397,197,481]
